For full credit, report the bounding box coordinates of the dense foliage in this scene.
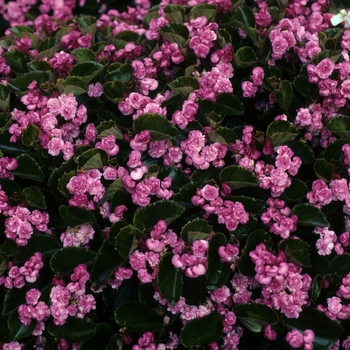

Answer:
[1,0,350,349]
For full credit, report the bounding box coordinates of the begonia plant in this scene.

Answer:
[0,0,350,349]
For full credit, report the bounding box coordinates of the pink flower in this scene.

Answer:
[87,83,103,97]
[315,58,335,79]
[285,329,304,348]
[242,81,258,98]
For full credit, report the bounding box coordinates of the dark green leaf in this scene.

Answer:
[314,158,334,182]
[274,80,293,110]
[319,139,349,162]
[8,310,36,340]
[163,4,185,22]
[208,126,236,144]
[172,182,198,207]
[96,121,123,139]
[327,115,350,138]
[0,178,22,205]
[285,140,315,164]
[13,154,44,182]
[56,76,88,96]
[105,63,133,82]
[19,234,60,260]
[116,225,139,258]
[80,323,114,350]
[99,178,124,205]
[234,6,256,27]
[181,218,212,243]
[191,167,218,186]
[133,201,184,230]
[90,241,125,290]
[50,247,97,274]
[3,50,29,74]
[0,252,7,276]
[7,71,50,93]
[57,170,75,198]
[311,275,323,303]
[331,255,350,276]
[189,4,216,20]
[38,37,60,59]
[0,84,10,112]
[168,76,199,97]
[229,196,266,214]
[22,186,46,209]
[114,301,164,331]
[279,239,311,267]
[292,204,329,227]
[294,75,319,100]
[70,61,104,84]
[0,316,12,343]
[266,120,299,147]
[206,233,231,290]
[77,148,108,170]
[233,46,257,68]
[219,165,258,190]
[282,178,308,201]
[27,60,52,71]
[48,317,96,343]
[238,230,271,276]
[71,48,97,62]
[103,81,124,104]
[59,205,97,227]
[180,311,223,347]
[159,23,189,48]
[114,30,139,41]
[133,113,180,140]
[157,252,182,304]
[21,124,40,147]
[216,93,244,115]
[236,303,279,332]
[284,307,343,350]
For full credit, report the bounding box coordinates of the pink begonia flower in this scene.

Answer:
[285,329,304,348]
[87,82,103,97]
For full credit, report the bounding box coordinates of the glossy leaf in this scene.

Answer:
[292,204,329,227]
[189,4,216,20]
[48,317,96,343]
[59,205,97,227]
[282,178,308,201]
[216,93,244,115]
[77,148,108,170]
[114,301,164,331]
[80,323,114,350]
[168,76,199,97]
[133,200,184,230]
[311,274,323,303]
[0,178,22,205]
[181,218,213,243]
[327,115,350,138]
[91,241,125,290]
[105,63,133,82]
[157,252,182,304]
[69,61,104,83]
[294,75,319,100]
[8,310,36,340]
[103,81,124,104]
[285,140,315,164]
[13,154,44,182]
[236,303,278,333]
[27,60,52,72]
[219,165,258,190]
[266,120,299,147]
[279,239,311,267]
[22,186,46,209]
[6,71,50,93]
[133,113,180,140]
[50,247,97,274]
[180,311,223,347]
[159,23,189,47]
[18,234,60,260]
[71,48,97,62]
[96,121,123,139]
[21,124,40,147]
[233,46,257,68]
[3,50,29,74]
[314,158,334,182]
[208,126,236,144]
[163,4,185,22]
[319,139,349,162]
[99,178,124,204]
[56,76,88,96]
[0,316,12,343]
[238,230,271,276]
[229,196,267,214]
[331,255,350,277]
[116,225,140,258]
[206,232,231,290]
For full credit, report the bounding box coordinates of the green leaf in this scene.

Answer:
[3,50,29,74]
[0,316,12,343]
[206,233,231,290]
[19,234,60,260]
[7,71,50,93]
[168,76,199,97]
[90,241,125,290]
[27,60,53,71]
[133,201,184,230]
[233,46,257,68]
[266,120,299,147]
[279,239,311,267]
[285,140,315,164]
[294,75,319,100]
[189,4,216,20]
[114,301,164,331]
[314,158,334,182]
[284,307,343,350]
[319,139,349,162]
[0,178,22,205]
[80,323,114,350]
[50,247,97,274]
[292,204,329,227]
[0,84,10,112]
[311,275,323,303]
[103,81,124,104]
[229,196,267,214]
[13,154,44,182]
[163,4,185,22]
[180,311,223,347]
[208,126,236,145]
[191,167,218,186]
[219,165,258,190]
[0,252,7,276]
[21,124,40,147]
[22,186,46,209]
[181,218,212,243]
[96,121,123,139]
[77,148,108,170]
[274,80,293,110]
[216,93,244,115]
[326,115,350,138]
[71,48,97,62]
[172,182,198,207]
[56,76,88,96]
[238,230,271,276]
[105,63,133,82]
[236,303,279,332]
[234,6,256,27]
[114,30,139,42]
[282,178,308,201]
[331,255,350,277]
[157,252,182,304]
[133,113,180,140]
[99,178,124,205]
[59,205,97,227]
[8,310,36,340]
[70,61,104,84]
[38,37,60,59]
[116,225,140,258]
[48,317,96,343]
[159,23,189,48]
